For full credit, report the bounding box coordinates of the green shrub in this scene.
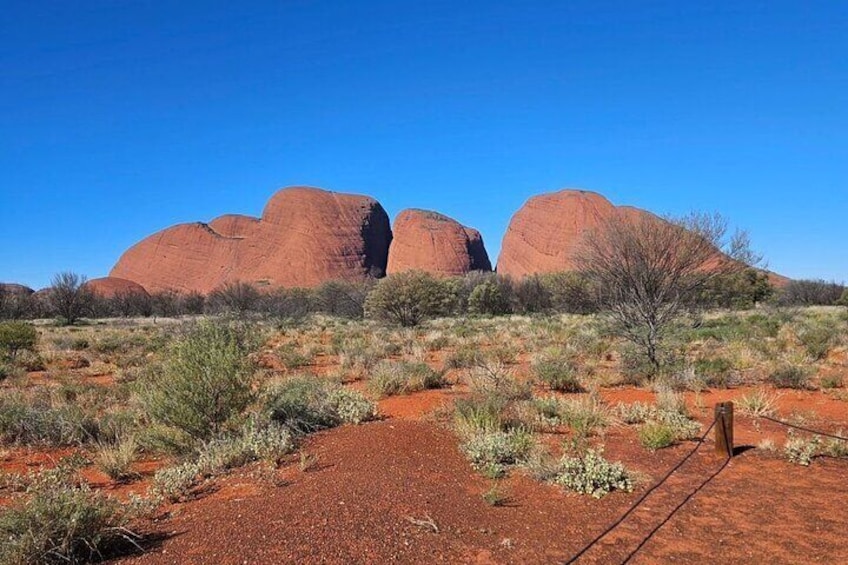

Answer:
[639,421,677,450]
[367,361,445,397]
[552,447,633,498]
[737,389,779,417]
[532,355,583,393]
[0,389,101,446]
[263,376,376,433]
[152,421,294,502]
[0,463,134,564]
[461,429,534,478]
[795,320,839,360]
[364,271,456,327]
[768,365,810,390]
[444,346,485,369]
[453,394,510,435]
[140,320,258,440]
[96,437,138,482]
[694,356,735,388]
[468,280,512,316]
[0,321,37,360]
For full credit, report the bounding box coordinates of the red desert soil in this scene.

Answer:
[110,387,848,565]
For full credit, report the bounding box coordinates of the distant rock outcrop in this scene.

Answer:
[498,189,633,277]
[0,283,35,296]
[386,209,492,276]
[110,186,392,294]
[84,277,150,299]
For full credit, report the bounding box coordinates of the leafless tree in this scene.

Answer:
[576,211,759,373]
[49,272,94,325]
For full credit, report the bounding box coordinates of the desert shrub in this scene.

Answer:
[512,275,552,314]
[693,357,735,388]
[540,272,597,314]
[313,280,371,319]
[532,354,583,393]
[779,279,845,306]
[784,434,820,466]
[768,365,810,390]
[466,361,532,401]
[552,447,633,498]
[453,394,510,435]
[443,346,485,369]
[367,361,445,397]
[639,421,677,450]
[820,374,843,389]
[96,437,138,482]
[207,281,261,315]
[364,271,456,327]
[0,463,135,564]
[615,401,656,424]
[554,395,611,437]
[794,319,840,360]
[140,320,259,440]
[276,343,314,369]
[0,321,37,361]
[698,268,774,309]
[737,389,779,417]
[152,421,294,502]
[263,376,376,433]
[0,389,101,446]
[461,429,534,478]
[838,289,848,308]
[468,280,513,316]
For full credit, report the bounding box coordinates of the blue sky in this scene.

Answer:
[1,0,846,289]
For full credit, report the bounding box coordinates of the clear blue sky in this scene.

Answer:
[2,0,846,289]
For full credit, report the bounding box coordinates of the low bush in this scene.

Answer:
[0,321,37,361]
[140,320,259,440]
[638,421,677,450]
[152,421,294,502]
[461,429,534,478]
[0,463,136,564]
[551,447,633,498]
[784,434,820,466]
[96,437,138,482]
[737,389,779,417]
[0,389,101,446]
[263,376,376,433]
[768,366,810,390]
[367,361,446,397]
[532,355,583,393]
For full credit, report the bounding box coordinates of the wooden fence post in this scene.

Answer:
[714,402,734,459]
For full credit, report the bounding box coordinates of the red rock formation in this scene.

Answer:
[497,190,621,278]
[84,277,150,299]
[111,186,392,294]
[386,209,492,276]
[0,283,35,296]
[498,189,788,287]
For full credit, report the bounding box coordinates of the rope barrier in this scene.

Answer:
[620,455,732,564]
[563,416,719,565]
[759,415,848,442]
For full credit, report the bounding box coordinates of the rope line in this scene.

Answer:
[759,415,848,442]
[620,455,732,564]
[563,417,718,565]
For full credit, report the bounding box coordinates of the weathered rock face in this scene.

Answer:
[0,283,35,296]
[497,190,627,277]
[84,277,150,299]
[111,186,392,294]
[386,209,492,276]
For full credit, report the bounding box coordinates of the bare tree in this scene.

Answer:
[49,272,94,325]
[577,212,758,374]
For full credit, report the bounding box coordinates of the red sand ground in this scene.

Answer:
[91,386,848,565]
